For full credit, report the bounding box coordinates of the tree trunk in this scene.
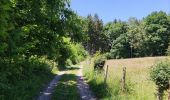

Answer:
[121,67,126,92]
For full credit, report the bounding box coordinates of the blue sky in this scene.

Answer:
[70,0,170,23]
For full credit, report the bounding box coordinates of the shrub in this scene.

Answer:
[150,60,170,99]
[69,43,88,65]
[58,37,88,68]
[166,43,170,56]
[0,56,56,100]
[94,52,107,69]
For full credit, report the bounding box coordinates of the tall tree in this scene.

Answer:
[85,14,104,55]
[8,0,84,60]
[127,17,146,57]
[108,21,129,58]
[103,20,128,51]
[143,11,170,56]
[0,0,11,58]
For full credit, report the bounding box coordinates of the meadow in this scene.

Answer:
[83,56,168,100]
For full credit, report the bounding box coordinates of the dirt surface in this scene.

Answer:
[37,71,65,100]
[77,65,97,100]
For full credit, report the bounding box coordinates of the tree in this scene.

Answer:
[105,21,129,58]
[0,0,12,58]
[108,11,170,59]
[110,33,131,58]
[0,0,88,99]
[127,17,146,57]
[103,20,128,52]
[8,0,85,60]
[85,14,105,55]
[143,11,170,56]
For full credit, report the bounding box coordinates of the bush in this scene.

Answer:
[0,56,56,100]
[94,52,107,69]
[69,43,88,65]
[150,60,170,99]
[58,37,88,68]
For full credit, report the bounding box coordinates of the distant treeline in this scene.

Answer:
[83,11,170,58]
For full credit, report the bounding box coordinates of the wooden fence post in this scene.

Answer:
[121,67,126,92]
[168,81,170,100]
[104,65,109,84]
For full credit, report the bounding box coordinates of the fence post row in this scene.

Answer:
[121,67,126,92]
[104,65,109,84]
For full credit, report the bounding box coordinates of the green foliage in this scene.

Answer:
[0,0,87,99]
[77,11,170,59]
[102,11,170,59]
[84,14,106,55]
[58,37,87,68]
[103,21,128,50]
[69,43,87,65]
[110,33,131,59]
[93,52,107,69]
[150,60,170,96]
[10,0,84,58]
[1,0,170,99]
[143,11,170,56]
[0,0,12,57]
[0,56,56,100]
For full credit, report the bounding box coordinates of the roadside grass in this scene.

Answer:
[83,56,168,100]
[52,70,80,100]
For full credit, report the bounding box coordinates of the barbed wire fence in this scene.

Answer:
[84,58,170,99]
[85,58,127,92]
[103,65,127,92]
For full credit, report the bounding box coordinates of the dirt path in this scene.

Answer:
[77,65,97,100]
[37,64,96,100]
[37,71,65,100]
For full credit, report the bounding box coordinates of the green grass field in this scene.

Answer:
[83,56,169,100]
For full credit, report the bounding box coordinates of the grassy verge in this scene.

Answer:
[52,70,80,100]
[83,60,111,99]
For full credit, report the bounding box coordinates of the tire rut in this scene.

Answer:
[77,65,97,100]
[37,71,65,100]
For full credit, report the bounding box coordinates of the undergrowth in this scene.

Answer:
[0,56,58,100]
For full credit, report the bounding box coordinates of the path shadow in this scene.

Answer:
[36,74,63,100]
[77,75,98,100]
[58,66,80,71]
